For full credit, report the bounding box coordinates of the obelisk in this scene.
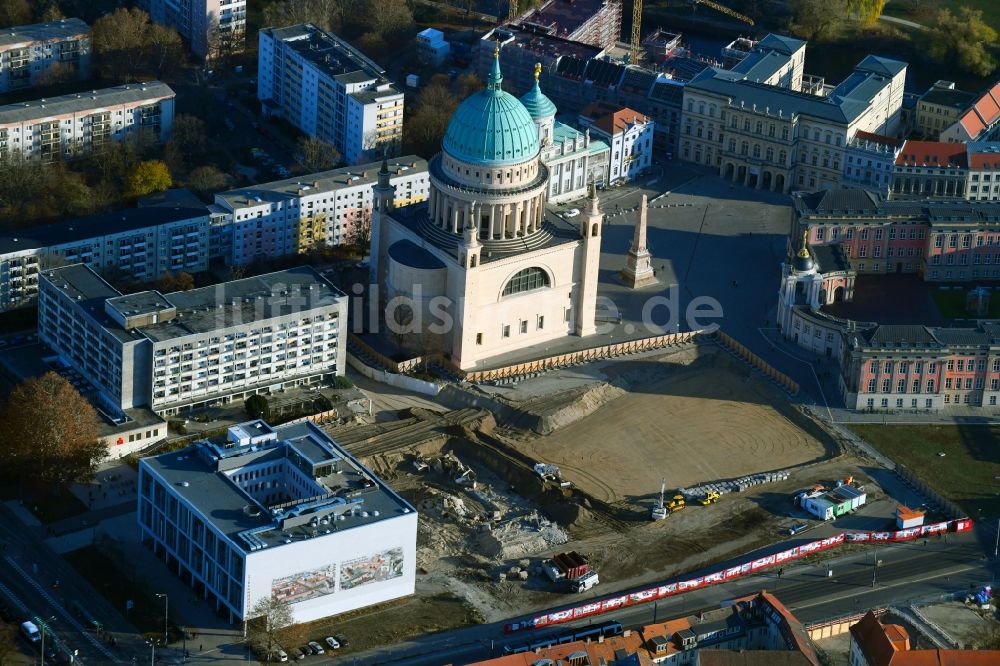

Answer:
[620,194,657,288]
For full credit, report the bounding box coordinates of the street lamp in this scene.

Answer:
[36,615,56,666]
[155,593,168,646]
[872,544,878,588]
[146,640,158,666]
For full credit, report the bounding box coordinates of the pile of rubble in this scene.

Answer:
[475,511,569,561]
[681,470,791,500]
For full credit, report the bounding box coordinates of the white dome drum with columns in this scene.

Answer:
[369,47,604,370]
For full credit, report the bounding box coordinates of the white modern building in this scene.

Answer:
[578,102,653,184]
[0,81,175,162]
[370,50,604,370]
[258,24,403,165]
[0,206,209,311]
[416,28,449,66]
[139,0,245,59]
[212,156,429,265]
[0,18,91,93]
[138,419,417,623]
[38,264,347,416]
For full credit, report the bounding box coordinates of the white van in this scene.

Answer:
[20,621,40,643]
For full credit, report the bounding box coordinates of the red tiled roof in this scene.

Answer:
[960,112,987,138]
[849,610,1000,665]
[895,140,967,168]
[855,131,902,147]
[580,101,649,136]
[967,150,1000,170]
[975,93,1000,126]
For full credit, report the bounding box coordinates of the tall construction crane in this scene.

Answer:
[629,0,642,65]
[689,0,755,26]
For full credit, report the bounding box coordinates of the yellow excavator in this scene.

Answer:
[700,491,721,506]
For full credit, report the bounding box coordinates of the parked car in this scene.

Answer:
[301,644,315,656]
[273,649,288,662]
[289,648,304,660]
[324,637,340,650]
[308,641,325,655]
[563,208,580,218]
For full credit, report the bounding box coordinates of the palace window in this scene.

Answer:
[502,267,550,296]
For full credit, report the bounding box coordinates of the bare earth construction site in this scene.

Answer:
[316,342,881,651]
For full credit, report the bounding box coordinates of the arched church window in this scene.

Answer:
[502,267,550,296]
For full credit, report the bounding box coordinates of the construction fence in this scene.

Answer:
[714,330,800,395]
[895,464,966,520]
[461,331,703,383]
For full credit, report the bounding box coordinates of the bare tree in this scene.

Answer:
[296,135,341,172]
[346,206,372,255]
[247,595,295,657]
[262,0,343,32]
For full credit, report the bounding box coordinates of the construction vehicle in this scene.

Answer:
[699,491,720,506]
[650,479,669,520]
[666,494,686,512]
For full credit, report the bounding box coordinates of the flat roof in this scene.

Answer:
[141,421,416,553]
[488,26,604,62]
[0,206,208,255]
[42,264,346,345]
[262,23,395,89]
[0,81,174,125]
[518,0,612,35]
[214,156,426,210]
[0,17,88,48]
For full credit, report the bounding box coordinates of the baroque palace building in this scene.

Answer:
[370,48,603,370]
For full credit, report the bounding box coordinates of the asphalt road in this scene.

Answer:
[328,534,993,666]
[0,504,141,665]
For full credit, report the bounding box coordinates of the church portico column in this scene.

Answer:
[524,198,533,235]
[451,202,460,233]
[429,189,437,221]
[488,204,497,239]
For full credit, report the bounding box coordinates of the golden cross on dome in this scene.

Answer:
[534,62,542,80]
[797,229,810,258]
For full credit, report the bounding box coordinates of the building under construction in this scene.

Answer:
[513,0,622,50]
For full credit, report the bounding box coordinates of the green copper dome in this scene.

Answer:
[520,64,557,120]
[442,50,540,165]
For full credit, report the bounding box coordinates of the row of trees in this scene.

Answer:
[261,0,413,56]
[0,130,175,224]
[789,1,997,76]
[0,0,62,28]
[91,7,185,83]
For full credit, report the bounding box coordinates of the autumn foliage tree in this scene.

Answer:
[0,373,105,486]
[92,7,184,82]
[403,75,460,159]
[125,160,172,199]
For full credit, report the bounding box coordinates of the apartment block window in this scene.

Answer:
[536,315,544,330]
[476,333,482,345]
[502,325,510,338]
[519,320,528,334]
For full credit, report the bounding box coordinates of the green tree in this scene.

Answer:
[0,0,31,28]
[789,0,847,42]
[296,135,340,172]
[0,372,105,486]
[928,8,998,77]
[125,160,172,198]
[245,394,271,421]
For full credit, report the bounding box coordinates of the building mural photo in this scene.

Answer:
[271,563,338,604]
[339,547,405,591]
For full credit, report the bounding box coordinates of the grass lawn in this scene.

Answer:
[63,546,179,641]
[850,423,1000,518]
[931,289,1000,319]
